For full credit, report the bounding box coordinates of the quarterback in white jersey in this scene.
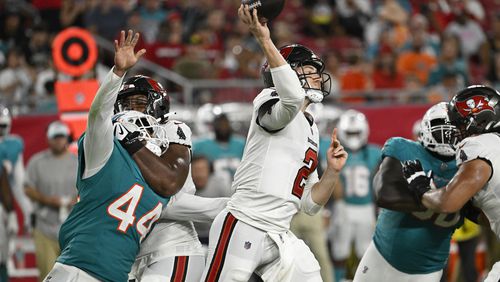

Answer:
[201,5,347,282]
[402,85,500,282]
[113,74,230,282]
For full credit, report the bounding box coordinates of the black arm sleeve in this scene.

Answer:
[374,157,426,212]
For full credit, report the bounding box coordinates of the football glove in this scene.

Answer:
[402,160,432,204]
[113,122,144,156]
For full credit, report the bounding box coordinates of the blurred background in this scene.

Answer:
[1,0,500,281]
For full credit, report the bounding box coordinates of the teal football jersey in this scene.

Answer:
[373,137,461,274]
[193,136,245,177]
[0,135,23,181]
[341,145,381,205]
[57,136,168,282]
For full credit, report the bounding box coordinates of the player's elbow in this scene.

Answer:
[154,181,182,198]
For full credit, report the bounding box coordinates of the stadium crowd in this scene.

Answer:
[0,1,500,282]
[0,0,500,113]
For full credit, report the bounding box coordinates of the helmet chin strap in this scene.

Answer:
[305,89,323,103]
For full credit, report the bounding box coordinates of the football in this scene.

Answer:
[242,0,286,22]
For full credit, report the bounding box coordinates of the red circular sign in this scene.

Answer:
[52,27,97,77]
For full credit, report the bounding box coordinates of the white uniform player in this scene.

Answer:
[129,120,230,282]
[201,6,348,282]
[455,133,500,282]
[401,85,500,282]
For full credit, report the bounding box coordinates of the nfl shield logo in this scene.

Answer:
[244,241,252,249]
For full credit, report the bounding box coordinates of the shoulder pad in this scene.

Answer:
[253,88,279,111]
[162,120,192,147]
[382,137,420,160]
[456,133,499,166]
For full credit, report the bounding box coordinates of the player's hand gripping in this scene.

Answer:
[113,121,144,156]
[113,30,146,77]
[238,4,270,42]
[326,128,348,173]
[402,160,432,203]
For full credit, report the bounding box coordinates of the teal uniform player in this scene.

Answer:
[193,137,245,178]
[192,114,245,179]
[338,145,380,205]
[0,146,13,282]
[373,137,460,274]
[353,102,463,281]
[57,136,168,282]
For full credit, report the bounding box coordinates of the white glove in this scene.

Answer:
[7,211,18,236]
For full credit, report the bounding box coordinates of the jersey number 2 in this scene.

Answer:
[292,148,319,199]
[107,184,163,241]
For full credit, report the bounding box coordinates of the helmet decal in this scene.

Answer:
[279,45,294,60]
[456,95,495,117]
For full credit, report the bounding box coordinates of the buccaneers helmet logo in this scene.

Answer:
[456,95,495,117]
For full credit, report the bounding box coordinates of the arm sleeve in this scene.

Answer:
[83,68,125,178]
[256,64,305,132]
[161,193,229,222]
[301,170,322,215]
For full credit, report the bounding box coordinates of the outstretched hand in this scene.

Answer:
[113,30,146,77]
[238,4,270,42]
[326,128,348,173]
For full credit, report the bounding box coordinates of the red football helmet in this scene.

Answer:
[114,75,170,121]
[448,85,500,140]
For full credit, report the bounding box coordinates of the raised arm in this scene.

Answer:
[238,5,304,132]
[83,30,146,178]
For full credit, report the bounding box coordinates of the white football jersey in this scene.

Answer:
[162,119,192,148]
[227,88,320,233]
[137,121,203,259]
[456,133,500,237]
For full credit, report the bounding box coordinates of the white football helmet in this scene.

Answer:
[112,110,168,156]
[419,102,459,157]
[0,105,11,137]
[337,109,369,151]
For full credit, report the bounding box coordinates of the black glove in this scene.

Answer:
[113,122,144,155]
[402,160,432,204]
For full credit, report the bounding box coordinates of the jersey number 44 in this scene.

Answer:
[107,184,163,241]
